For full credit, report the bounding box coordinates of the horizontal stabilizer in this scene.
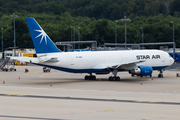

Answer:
[10,56,59,63]
[9,57,37,63]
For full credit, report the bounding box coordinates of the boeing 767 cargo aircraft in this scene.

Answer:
[10,18,174,81]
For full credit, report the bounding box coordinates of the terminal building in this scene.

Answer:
[1,48,36,59]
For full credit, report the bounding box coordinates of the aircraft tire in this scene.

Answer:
[84,75,91,80]
[116,77,120,81]
[158,74,163,78]
[85,75,96,80]
[109,76,113,81]
[92,76,96,80]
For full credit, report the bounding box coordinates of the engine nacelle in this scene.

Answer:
[131,66,153,76]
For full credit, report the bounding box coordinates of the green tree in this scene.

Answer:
[45,2,66,15]
[170,0,180,15]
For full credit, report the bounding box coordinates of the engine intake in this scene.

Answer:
[131,66,153,76]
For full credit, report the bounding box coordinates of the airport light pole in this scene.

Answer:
[78,27,80,49]
[140,27,144,49]
[10,13,18,56]
[70,27,73,41]
[115,20,118,49]
[70,26,73,49]
[71,20,75,49]
[171,21,175,60]
[121,17,131,50]
[1,28,3,54]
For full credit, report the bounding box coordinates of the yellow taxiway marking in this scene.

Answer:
[6,94,29,96]
[136,100,162,103]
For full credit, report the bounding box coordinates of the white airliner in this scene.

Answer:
[10,18,174,81]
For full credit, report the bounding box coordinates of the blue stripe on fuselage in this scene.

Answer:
[33,63,168,74]
[33,63,110,73]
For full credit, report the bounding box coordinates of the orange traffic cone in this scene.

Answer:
[19,76,20,80]
[50,83,52,87]
[141,81,143,85]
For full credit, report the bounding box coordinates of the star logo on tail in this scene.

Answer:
[35,29,47,45]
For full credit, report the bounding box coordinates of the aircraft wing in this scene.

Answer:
[105,60,145,71]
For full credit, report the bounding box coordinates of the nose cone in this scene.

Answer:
[170,57,174,65]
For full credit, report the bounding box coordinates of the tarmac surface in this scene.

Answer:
[0,65,180,120]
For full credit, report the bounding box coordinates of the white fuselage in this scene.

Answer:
[32,50,174,73]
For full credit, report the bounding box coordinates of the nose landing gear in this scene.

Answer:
[158,74,163,78]
[158,69,163,78]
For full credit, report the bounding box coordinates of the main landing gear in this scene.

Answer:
[158,69,163,78]
[108,69,120,81]
[109,76,120,81]
[84,74,96,80]
[84,69,121,81]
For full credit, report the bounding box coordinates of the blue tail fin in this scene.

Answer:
[26,18,61,54]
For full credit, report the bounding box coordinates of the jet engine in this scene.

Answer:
[130,66,153,76]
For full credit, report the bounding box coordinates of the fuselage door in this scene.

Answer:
[68,56,75,66]
[161,54,165,62]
